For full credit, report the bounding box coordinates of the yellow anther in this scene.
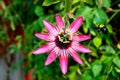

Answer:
[63,41,69,43]
[58,36,63,42]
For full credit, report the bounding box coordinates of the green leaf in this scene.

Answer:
[15,35,22,48]
[75,5,92,20]
[117,42,120,49]
[72,0,80,5]
[38,17,44,29]
[115,67,120,73]
[9,44,19,54]
[88,46,98,57]
[100,54,114,63]
[99,45,115,54]
[95,0,103,8]
[105,35,113,44]
[42,0,60,6]
[82,24,89,33]
[33,17,44,32]
[111,65,120,78]
[86,16,94,29]
[85,0,94,5]
[81,69,93,80]
[93,9,108,24]
[100,54,114,75]
[93,37,102,48]
[92,61,102,77]
[35,6,44,17]
[106,24,113,33]
[100,75,106,80]
[68,72,77,80]
[75,5,94,29]
[67,65,79,80]
[102,0,111,8]
[90,30,96,36]
[113,57,120,68]
[81,71,93,80]
[69,65,78,71]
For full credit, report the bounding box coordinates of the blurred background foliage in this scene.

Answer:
[0,0,120,80]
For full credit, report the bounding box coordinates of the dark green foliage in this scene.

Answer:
[0,0,120,80]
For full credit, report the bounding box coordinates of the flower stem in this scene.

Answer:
[65,0,72,13]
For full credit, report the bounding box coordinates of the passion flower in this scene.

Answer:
[33,14,91,74]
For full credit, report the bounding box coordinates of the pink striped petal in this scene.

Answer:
[60,55,68,74]
[35,33,52,41]
[56,14,64,31]
[43,20,58,36]
[45,50,58,65]
[72,42,91,53]
[73,34,91,41]
[68,48,83,64]
[32,43,55,54]
[69,16,83,33]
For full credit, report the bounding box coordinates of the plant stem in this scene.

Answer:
[105,60,113,80]
[107,10,120,23]
[112,0,120,7]
[65,0,72,13]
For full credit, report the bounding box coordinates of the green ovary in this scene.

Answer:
[58,29,72,43]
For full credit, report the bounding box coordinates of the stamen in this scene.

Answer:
[55,29,73,49]
[63,41,69,43]
[58,29,72,43]
[58,35,63,42]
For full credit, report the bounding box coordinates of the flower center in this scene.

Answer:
[55,29,72,49]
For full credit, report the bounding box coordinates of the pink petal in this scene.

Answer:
[32,43,55,54]
[72,42,91,53]
[68,48,83,64]
[43,20,58,36]
[73,34,91,42]
[56,14,64,31]
[45,50,58,65]
[60,55,68,74]
[35,33,52,41]
[69,16,83,33]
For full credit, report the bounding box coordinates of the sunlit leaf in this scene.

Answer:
[115,67,120,73]
[42,0,60,6]
[90,30,96,36]
[82,24,89,33]
[72,0,80,5]
[93,37,102,48]
[117,42,120,49]
[68,72,77,80]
